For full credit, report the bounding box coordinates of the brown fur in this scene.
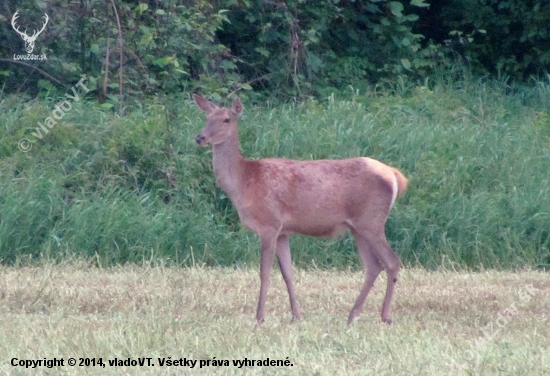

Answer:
[193,94,408,324]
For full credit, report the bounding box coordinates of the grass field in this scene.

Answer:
[0,262,548,375]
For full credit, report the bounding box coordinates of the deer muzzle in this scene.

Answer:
[195,133,208,146]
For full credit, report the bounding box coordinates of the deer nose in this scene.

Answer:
[195,134,205,145]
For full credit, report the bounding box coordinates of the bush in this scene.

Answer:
[417,0,550,79]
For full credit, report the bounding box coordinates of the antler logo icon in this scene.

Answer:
[11,11,49,54]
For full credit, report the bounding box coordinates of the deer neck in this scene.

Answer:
[211,131,245,197]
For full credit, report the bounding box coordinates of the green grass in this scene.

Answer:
[0,263,548,375]
[0,74,550,269]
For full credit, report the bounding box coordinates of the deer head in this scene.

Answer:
[193,95,243,146]
[11,11,49,54]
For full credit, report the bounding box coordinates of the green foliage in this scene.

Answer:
[2,0,550,103]
[217,0,436,97]
[0,0,244,104]
[428,0,550,79]
[0,0,440,101]
[1,74,549,269]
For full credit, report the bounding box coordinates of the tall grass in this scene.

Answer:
[0,74,549,269]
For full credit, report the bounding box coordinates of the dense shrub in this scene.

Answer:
[416,0,550,79]
[2,0,549,103]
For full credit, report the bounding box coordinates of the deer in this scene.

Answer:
[11,11,49,54]
[193,94,408,324]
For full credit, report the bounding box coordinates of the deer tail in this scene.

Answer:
[391,168,408,200]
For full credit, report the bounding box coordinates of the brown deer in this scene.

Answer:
[193,94,408,324]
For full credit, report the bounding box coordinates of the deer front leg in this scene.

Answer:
[256,234,278,323]
[276,234,301,321]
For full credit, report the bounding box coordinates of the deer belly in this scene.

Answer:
[282,221,349,238]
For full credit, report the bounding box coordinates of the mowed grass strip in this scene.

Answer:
[0,263,548,375]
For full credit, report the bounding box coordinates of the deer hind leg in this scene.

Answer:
[348,232,384,324]
[354,231,401,324]
[378,240,401,324]
[276,234,301,321]
[256,232,278,323]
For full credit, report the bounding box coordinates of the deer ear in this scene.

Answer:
[193,94,218,114]
[231,98,243,117]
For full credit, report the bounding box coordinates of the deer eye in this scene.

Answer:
[223,118,231,123]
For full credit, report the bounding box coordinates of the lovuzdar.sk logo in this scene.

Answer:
[11,11,49,61]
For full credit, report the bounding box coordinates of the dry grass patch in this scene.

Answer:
[0,263,548,375]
